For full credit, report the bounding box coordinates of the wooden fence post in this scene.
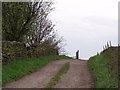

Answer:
[76,50,79,59]
[109,41,112,47]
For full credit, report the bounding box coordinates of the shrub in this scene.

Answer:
[2,41,59,64]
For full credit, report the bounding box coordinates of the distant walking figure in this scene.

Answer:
[76,50,79,59]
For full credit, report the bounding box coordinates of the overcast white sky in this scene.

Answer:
[50,0,119,59]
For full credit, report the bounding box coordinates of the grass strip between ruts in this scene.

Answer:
[46,62,70,88]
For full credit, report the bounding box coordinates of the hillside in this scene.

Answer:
[88,46,118,88]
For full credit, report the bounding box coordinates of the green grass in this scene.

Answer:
[0,67,1,87]
[88,54,118,88]
[46,62,70,88]
[2,55,70,86]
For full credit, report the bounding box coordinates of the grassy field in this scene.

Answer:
[88,47,118,88]
[46,62,70,88]
[2,55,70,86]
[0,67,1,87]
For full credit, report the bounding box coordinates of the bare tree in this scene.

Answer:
[26,1,55,45]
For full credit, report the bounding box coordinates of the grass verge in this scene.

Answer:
[2,55,70,86]
[88,54,118,88]
[46,62,70,88]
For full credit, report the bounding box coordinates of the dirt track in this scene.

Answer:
[4,59,94,88]
[55,60,94,88]
[4,60,68,88]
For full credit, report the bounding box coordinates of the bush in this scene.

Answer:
[2,41,27,64]
[2,41,59,64]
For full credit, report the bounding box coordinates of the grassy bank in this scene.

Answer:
[46,62,70,88]
[2,55,70,85]
[88,47,118,88]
